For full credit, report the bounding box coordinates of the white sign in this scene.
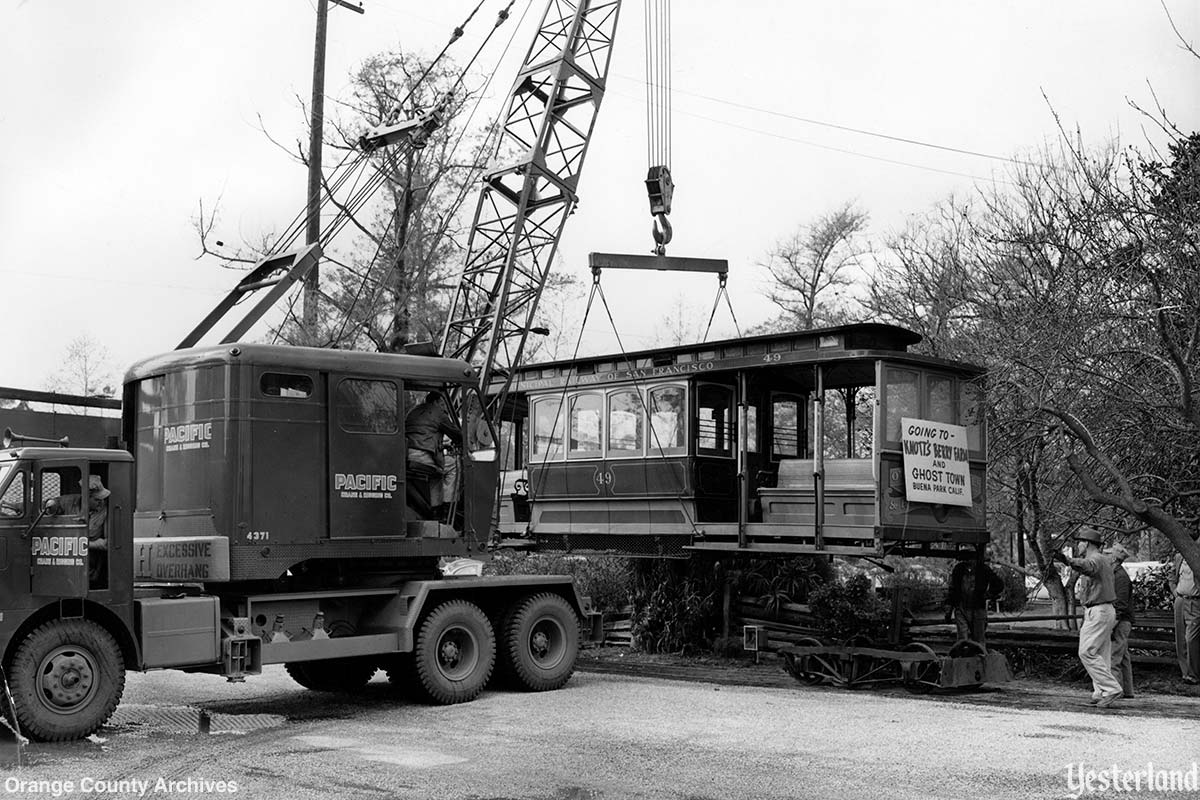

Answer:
[900,417,973,507]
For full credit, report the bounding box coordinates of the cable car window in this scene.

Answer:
[532,398,564,461]
[0,469,26,517]
[261,373,314,399]
[745,405,758,454]
[648,385,686,454]
[960,380,985,454]
[568,394,603,459]
[335,379,398,434]
[884,367,920,444]
[772,397,801,458]
[927,375,955,424]
[697,384,733,456]
[607,390,643,455]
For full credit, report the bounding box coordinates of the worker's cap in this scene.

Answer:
[88,474,111,500]
[1107,543,1131,562]
[1072,527,1103,545]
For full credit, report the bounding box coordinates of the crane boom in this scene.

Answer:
[441,0,622,406]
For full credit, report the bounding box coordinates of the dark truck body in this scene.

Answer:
[0,344,588,741]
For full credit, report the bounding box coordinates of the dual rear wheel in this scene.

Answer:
[378,594,578,703]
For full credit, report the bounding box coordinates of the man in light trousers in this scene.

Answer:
[1055,527,1121,708]
[1108,544,1135,698]
[1169,539,1200,684]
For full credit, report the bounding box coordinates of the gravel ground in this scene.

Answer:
[1,656,1198,800]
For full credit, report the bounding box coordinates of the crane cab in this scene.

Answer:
[122,343,494,584]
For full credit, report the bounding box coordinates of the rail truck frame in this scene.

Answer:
[0,344,589,741]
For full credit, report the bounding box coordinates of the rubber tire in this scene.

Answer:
[412,600,495,704]
[284,658,377,692]
[500,593,578,692]
[8,619,125,742]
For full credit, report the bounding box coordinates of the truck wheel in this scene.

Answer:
[284,658,376,692]
[501,593,578,692]
[412,600,495,704]
[7,619,125,742]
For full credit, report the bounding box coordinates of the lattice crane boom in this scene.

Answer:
[441,0,622,407]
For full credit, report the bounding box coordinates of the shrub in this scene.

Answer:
[629,558,721,654]
[879,564,947,613]
[807,574,890,642]
[732,556,831,616]
[1132,563,1174,611]
[485,552,632,612]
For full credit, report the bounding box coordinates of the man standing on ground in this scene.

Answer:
[1053,527,1121,707]
[945,553,1005,643]
[1109,544,1135,699]
[1169,539,1200,685]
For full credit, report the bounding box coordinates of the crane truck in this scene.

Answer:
[0,343,591,742]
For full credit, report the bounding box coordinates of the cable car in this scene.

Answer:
[491,323,986,559]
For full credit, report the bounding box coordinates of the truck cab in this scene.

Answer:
[0,446,139,741]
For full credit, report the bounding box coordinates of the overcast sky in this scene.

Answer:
[2,1,1197,392]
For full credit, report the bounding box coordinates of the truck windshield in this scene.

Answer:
[0,461,26,517]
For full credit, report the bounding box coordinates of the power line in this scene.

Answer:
[608,87,1012,185]
[615,73,1040,168]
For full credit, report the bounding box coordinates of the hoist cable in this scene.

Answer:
[430,0,534,271]
[387,0,488,125]
[702,282,742,342]
[452,0,518,96]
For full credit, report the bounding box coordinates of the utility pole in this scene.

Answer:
[302,0,364,345]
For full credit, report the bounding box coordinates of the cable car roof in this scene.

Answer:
[500,323,982,394]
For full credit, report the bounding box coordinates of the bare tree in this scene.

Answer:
[865,197,980,359]
[195,49,489,352]
[45,334,116,399]
[760,203,869,329]
[657,294,709,347]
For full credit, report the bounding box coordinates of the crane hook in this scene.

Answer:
[652,213,673,256]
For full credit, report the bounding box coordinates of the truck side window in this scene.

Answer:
[0,470,26,517]
[41,470,67,509]
[261,372,314,398]
[336,379,398,434]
